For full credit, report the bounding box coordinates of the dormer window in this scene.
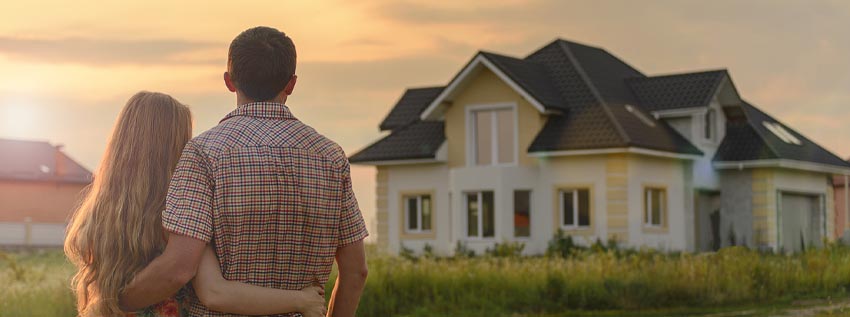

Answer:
[763,121,802,145]
[704,109,716,141]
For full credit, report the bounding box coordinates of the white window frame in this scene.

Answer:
[644,188,666,228]
[465,190,496,239]
[465,103,519,167]
[403,195,432,234]
[559,189,590,229]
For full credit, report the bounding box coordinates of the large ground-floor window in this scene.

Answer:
[559,188,590,229]
[644,187,667,228]
[404,194,432,233]
[514,190,531,237]
[466,191,495,238]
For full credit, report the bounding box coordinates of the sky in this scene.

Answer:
[2,0,850,233]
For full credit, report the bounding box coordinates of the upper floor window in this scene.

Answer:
[704,109,716,140]
[470,106,516,166]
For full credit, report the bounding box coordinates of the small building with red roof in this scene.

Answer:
[0,138,92,247]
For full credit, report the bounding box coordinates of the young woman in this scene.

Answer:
[64,91,326,317]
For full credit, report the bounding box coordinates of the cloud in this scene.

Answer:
[0,36,222,66]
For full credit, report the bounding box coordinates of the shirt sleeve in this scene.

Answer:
[162,141,215,242]
[338,160,369,247]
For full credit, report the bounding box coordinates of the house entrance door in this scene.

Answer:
[695,191,721,252]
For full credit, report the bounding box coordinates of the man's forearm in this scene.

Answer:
[327,272,367,317]
[119,254,192,311]
[119,233,206,311]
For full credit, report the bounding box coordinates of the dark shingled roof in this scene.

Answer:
[627,70,727,112]
[349,121,445,163]
[714,101,850,167]
[479,51,566,111]
[351,38,845,169]
[525,40,701,154]
[0,138,92,183]
[524,40,631,151]
[379,87,444,131]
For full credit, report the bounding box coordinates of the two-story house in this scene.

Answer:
[349,39,850,255]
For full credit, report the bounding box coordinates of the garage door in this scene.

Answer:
[780,193,822,253]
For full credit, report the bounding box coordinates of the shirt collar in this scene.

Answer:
[220,102,296,123]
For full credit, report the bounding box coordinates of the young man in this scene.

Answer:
[120,26,369,317]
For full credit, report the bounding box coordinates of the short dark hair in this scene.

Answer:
[227,26,297,101]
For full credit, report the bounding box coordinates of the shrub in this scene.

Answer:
[546,229,585,257]
[453,241,475,258]
[485,242,525,258]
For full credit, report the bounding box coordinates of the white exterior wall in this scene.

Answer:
[537,156,608,249]
[382,153,699,255]
[690,98,726,190]
[449,165,542,255]
[627,156,690,251]
[385,164,451,254]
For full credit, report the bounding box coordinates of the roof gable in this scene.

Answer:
[419,53,550,121]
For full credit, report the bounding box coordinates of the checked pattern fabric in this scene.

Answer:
[162,102,368,317]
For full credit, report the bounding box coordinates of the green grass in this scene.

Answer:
[0,250,76,317]
[4,246,850,316]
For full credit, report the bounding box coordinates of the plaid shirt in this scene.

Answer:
[162,102,368,316]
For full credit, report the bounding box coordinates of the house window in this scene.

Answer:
[560,189,590,228]
[514,190,531,237]
[466,191,495,238]
[704,109,715,140]
[644,188,666,227]
[471,107,515,166]
[404,195,432,233]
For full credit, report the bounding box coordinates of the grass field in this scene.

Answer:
[4,245,850,317]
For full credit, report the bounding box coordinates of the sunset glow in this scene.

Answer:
[2,0,850,229]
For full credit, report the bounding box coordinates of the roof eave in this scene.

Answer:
[714,159,850,175]
[349,158,445,166]
[528,146,702,161]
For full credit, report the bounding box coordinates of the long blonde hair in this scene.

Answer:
[64,91,193,316]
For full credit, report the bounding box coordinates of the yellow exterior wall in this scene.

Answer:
[375,167,390,250]
[605,154,629,241]
[444,68,546,168]
[751,169,776,246]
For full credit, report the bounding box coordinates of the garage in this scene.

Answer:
[779,192,824,253]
